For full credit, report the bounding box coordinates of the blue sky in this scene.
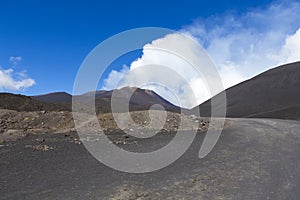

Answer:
[0,0,299,102]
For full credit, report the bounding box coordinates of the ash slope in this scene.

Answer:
[197,61,300,120]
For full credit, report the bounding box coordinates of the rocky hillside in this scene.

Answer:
[0,109,209,143]
[0,93,70,112]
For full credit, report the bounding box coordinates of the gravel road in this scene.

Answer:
[1,118,299,199]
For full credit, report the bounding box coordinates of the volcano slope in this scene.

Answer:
[197,61,300,120]
[33,87,180,113]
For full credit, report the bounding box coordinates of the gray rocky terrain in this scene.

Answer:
[1,62,300,199]
[0,118,299,199]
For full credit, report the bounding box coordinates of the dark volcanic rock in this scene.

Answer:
[197,61,300,120]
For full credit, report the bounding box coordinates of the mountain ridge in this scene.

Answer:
[1,61,300,120]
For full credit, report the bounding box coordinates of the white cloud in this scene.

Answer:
[0,68,35,91]
[9,56,22,66]
[102,1,300,108]
[0,57,35,91]
[183,1,300,78]
[218,63,245,89]
[102,65,129,90]
[281,28,300,63]
[102,33,231,108]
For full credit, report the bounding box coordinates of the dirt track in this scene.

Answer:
[1,118,299,199]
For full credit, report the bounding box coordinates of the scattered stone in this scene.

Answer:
[35,138,45,142]
[23,117,30,122]
[0,109,210,144]
[25,144,54,151]
[6,129,19,135]
[73,138,82,145]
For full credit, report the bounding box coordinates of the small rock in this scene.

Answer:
[25,144,54,151]
[23,117,30,122]
[6,129,19,135]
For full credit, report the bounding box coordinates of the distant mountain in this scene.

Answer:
[93,87,180,113]
[0,93,70,112]
[3,62,300,119]
[33,92,72,103]
[197,61,300,120]
[32,87,180,113]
